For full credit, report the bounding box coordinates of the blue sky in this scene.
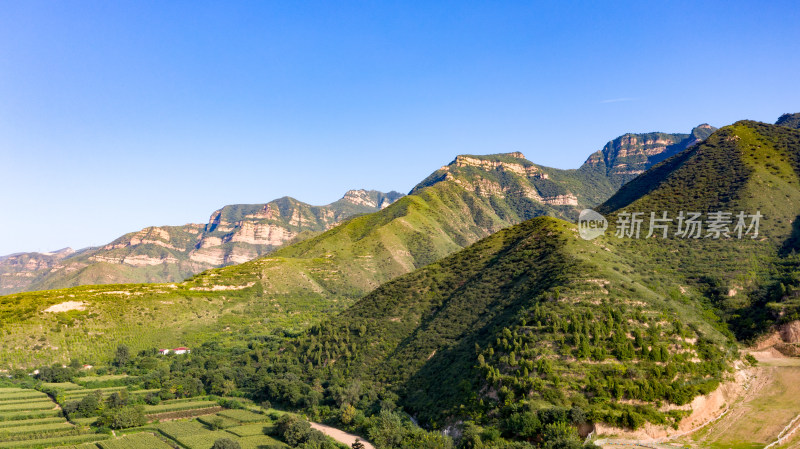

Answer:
[2,1,799,255]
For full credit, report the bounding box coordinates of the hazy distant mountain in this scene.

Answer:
[0,189,403,294]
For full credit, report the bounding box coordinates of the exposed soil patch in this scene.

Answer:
[43,301,86,313]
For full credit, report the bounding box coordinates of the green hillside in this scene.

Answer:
[255,217,734,432]
[0,122,723,369]
[598,120,800,340]
[0,155,598,368]
[3,118,799,448]
[230,120,800,446]
[777,112,800,129]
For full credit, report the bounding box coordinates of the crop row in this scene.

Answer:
[217,409,268,423]
[0,422,74,437]
[144,400,217,415]
[0,418,65,429]
[0,410,62,422]
[0,402,56,412]
[0,432,108,448]
[0,398,58,408]
[60,388,159,402]
[0,392,47,402]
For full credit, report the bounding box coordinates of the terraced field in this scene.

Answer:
[0,387,108,449]
[0,386,295,448]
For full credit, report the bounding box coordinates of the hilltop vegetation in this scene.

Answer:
[251,218,733,433]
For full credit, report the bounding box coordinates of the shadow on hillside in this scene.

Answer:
[779,214,800,256]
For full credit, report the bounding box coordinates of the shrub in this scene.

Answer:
[211,438,241,449]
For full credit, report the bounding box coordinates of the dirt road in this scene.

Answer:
[310,422,375,449]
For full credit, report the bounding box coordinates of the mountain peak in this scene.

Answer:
[581,126,715,183]
[776,113,800,129]
[339,189,404,209]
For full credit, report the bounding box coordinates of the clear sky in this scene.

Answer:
[2,1,799,255]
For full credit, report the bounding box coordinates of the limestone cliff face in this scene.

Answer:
[1,189,404,294]
[581,124,717,185]
[452,154,549,179]
[413,152,581,211]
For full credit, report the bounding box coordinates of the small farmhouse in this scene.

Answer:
[158,349,170,355]
[173,347,190,355]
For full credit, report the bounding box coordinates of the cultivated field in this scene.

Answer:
[154,410,288,449]
[0,387,109,449]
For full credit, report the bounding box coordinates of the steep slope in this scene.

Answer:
[597,118,800,342]
[0,189,403,295]
[259,217,733,433]
[411,152,612,213]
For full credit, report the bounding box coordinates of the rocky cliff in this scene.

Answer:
[0,248,79,292]
[580,124,717,185]
[0,189,403,294]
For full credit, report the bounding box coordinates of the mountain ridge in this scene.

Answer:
[0,189,404,295]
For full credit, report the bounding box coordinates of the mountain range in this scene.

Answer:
[0,189,403,295]
[1,114,799,446]
[0,124,716,296]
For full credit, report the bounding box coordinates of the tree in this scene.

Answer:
[211,438,241,449]
[208,417,225,430]
[340,404,357,425]
[275,414,312,446]
[114,345,130,367]
[506,411,541,439]
[542,422,581,449]
[75,390,103,418]
[97,405,145,429]
[106,391,128,409]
